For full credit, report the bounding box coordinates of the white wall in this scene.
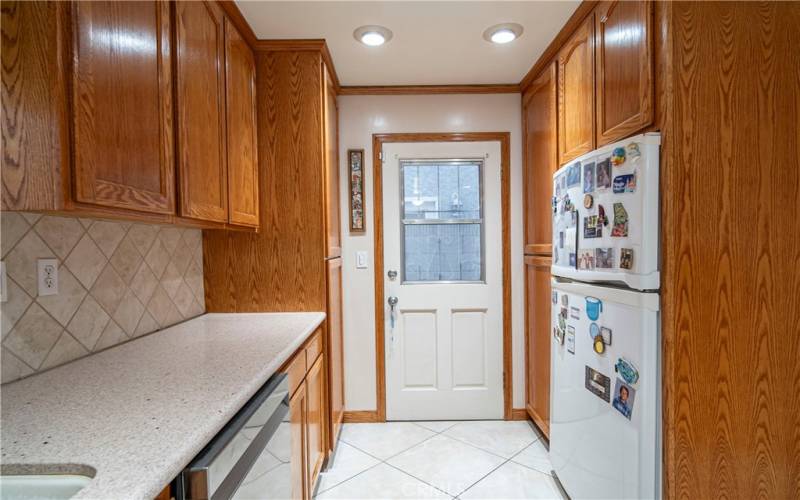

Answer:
[338,94,525,411]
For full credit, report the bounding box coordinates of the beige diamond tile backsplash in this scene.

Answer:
[0,212,205,384]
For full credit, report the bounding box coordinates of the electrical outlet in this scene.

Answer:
[37,259,59,296]
[0,261,7,303]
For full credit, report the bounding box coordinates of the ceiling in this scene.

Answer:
[236,1,580,86]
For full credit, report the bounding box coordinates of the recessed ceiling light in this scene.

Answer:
[483,23,524,44]
[354,25,393,47]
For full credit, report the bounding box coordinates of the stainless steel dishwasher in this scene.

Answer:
[180,373,291,500]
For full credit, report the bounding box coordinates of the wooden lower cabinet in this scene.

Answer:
[524,255,552,438]
[285,328,334,500]
[290,382,308,500]
[305,355,325,492]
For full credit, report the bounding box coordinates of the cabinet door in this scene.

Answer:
[525,255,551,438]
[523,62,558,256]
[290,382,308,500]
[324,67,341,258]
[558,14,595,165]
[595,0,653,146]
[326,258,345,447]
[224,18,259,227]
[175,1,228,223]
[71,1,174,215]
[306,355,325,492]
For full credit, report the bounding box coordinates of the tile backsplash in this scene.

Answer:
[1,212,205,384]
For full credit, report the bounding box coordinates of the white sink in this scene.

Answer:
[0,474,92,499]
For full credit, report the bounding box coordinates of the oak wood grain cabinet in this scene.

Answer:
[306,354,325,492]
[522,62,558,256]
[326,258,345,445]
[324,66,341,258]
[224,17,259,227]
[71,1,175,215]
[594,0,654,146]
[174,0,228,224]
[557,14,595,165]
[290,381,308,500]
[524,255,552,438]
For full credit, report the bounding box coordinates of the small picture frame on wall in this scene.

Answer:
[348,149,366,233]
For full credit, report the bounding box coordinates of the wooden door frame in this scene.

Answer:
[371,132,513,422]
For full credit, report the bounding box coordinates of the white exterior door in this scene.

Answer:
[383,141,503,421]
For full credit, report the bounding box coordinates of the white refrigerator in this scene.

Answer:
[549,133,661,499]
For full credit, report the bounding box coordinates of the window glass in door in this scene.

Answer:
[401,160,484,283]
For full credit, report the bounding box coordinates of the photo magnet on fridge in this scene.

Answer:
[595,248,614,268]
[613,173,637,194]
[620,248,634,269]
[570,306,580,319]
[569,253,577,267]
[578,249,595,270]
[612,378,637,420]
[611,203,629,237]
[566,162,581,187]
[596,158,612,189]
[585,366,611,402]
[600,326,612,345]
[583,162,596,193]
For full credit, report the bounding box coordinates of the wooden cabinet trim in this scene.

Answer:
[594,0,654,146]
[524,255,552,438]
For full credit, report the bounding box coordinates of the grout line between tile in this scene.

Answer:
[314,461,384,497]
[381,460,456,499]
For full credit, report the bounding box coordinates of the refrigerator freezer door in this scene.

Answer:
[551,133,660,291]
[550,280,660,500]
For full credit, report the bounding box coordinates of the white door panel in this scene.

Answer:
[384,141,503,421]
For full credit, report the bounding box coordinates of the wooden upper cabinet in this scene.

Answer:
[558,14,595,165]
[324,67,341,258]
[594,0,653,146]
[174,1,228,223]
[525,255,552,438]
[71,1,175,215]
[223,18,259,227]
[522,62,558,256]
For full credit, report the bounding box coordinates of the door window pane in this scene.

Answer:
[401,160,484,283]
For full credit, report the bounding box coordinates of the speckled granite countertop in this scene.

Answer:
[0,312,326,500]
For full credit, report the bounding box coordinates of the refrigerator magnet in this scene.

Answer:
[626,142,642,162]
[583,193,594,209]
[598,204,609,226]
[589,321,601,340]
[586,297,603,320]
[600,326,613,346]
[566,162,581,187]
[570,306,580,319]
[578,249,595,270]
[620,248,634,269]
[569,253,577,267]
[552,291,558,304]
[593,336,606,354]
[567,326,576,354]
[611,146,626,166]
[612,173,636,194]
[583,162,596,193]
[615,357,640,385]
[595,248,614,268]
[561,294,569,307]
[611,203,629,237]
[612,378,636,420]
[596,159,612,189]
[585,366,611,402]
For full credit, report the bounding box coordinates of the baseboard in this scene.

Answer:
[343,410,380,423]
[510,408,530,421]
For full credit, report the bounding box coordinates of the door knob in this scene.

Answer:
[388,296,398,329]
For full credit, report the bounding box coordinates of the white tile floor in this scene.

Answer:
[315,421,564,499]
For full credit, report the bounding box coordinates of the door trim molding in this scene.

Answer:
[372,132,513,421]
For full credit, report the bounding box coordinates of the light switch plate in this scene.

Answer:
[356,251,368,269]
[37,259,59,296]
